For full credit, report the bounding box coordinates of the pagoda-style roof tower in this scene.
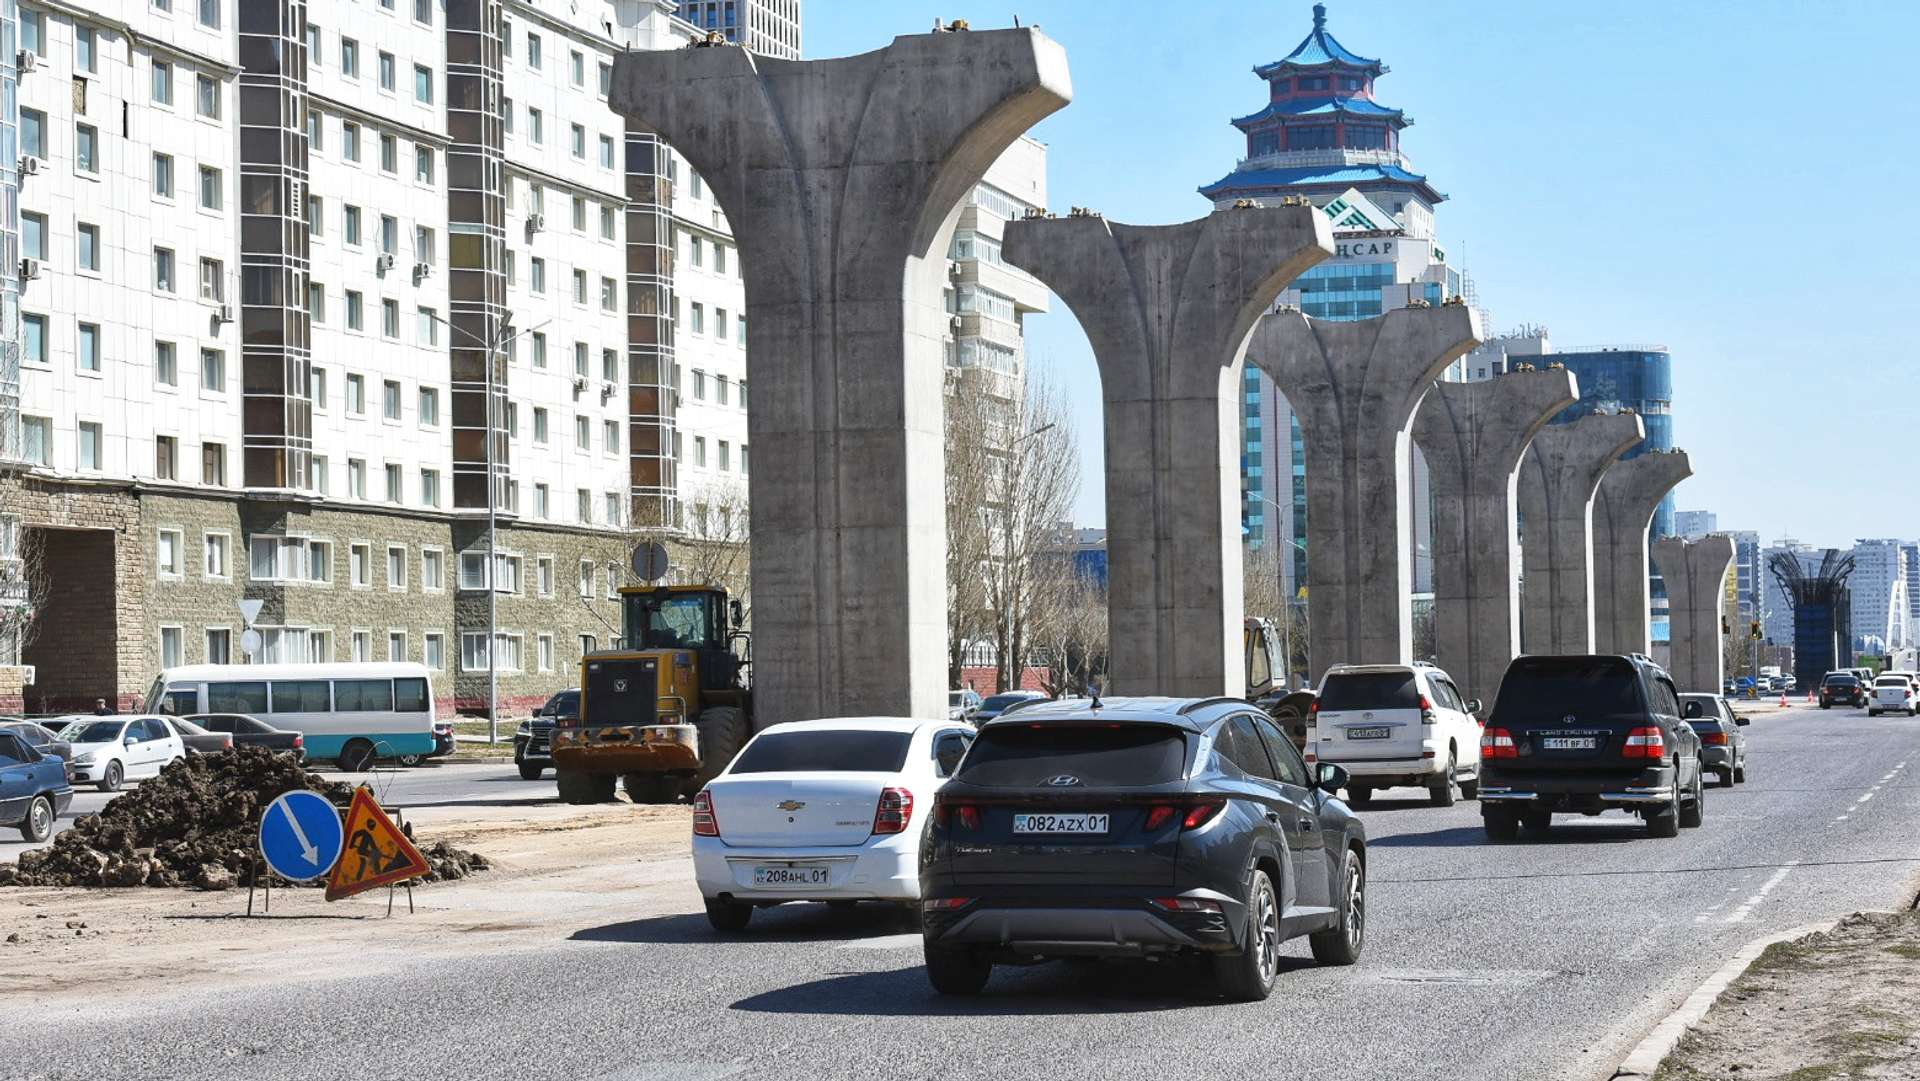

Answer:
[1200,4,1443,218]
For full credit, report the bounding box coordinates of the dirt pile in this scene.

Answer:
[0,746,491,890]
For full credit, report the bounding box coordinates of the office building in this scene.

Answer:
[1201,3,1481,604]
[1674,510,1716,542]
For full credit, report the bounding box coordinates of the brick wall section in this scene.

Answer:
[1,476,143,712]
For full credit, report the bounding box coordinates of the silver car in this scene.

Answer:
[1679,693,1749,787]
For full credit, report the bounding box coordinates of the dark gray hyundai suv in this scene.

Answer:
[1477,654,1705,839]
[920,696,1367,1001]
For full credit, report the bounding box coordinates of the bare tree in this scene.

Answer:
[945,366,1079,693]
[1029,553,1108,698]
[673,479,753,621]
[1244,540,1310,689]
[0,512,42,665]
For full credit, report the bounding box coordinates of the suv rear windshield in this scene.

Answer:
[1492,656,1644,724]
[1317,671,1419,710]
[955,723,1188,787]
[728,729,912,774]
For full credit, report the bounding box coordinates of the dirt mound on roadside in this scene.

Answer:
[0,745,491,890]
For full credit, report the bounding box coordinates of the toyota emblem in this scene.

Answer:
[1562,714,1576,724]
[1043,775,1082,787]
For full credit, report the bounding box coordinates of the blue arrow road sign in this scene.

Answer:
[259,790,346,882]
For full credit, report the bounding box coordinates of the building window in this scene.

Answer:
[204,534,230,579]
[461,633,523,673]
[571,124,585,158]
[424,633,444,670]
[387,631,407,662]
[77,324,101,371]
[23,315,46,365]
[350,543,371,587]
[600,204,616,238]
[380,134,398,173]
[154,247,176,292]
[202,442,227,485]
[415,146,434,183]
[342,122,360,162]
[153,60,174,105]
[307,282,325,322]
[206,629,232,664]
[534,483,550,518]
[530,258,546,293]
[718,441,731,471]
[533,407,548,443]
[199,166,223,210]
[387,546,407,590]
[598,62,612,96]
[422,549,444,591]
[572,269,586,304]
[76,27,97,72]
[575,415,589,450]
[78,422,103,470]
[528,107,543,144]
[346,458,366,498]
[160,626,184,669]
[20,11,43,53]
[418,307,438,345]
[530,331,547,367]
[577,489,592,522]
[604,420,620,454]
[198,0,220,28]
[155,341,177,386]
[601,278,617,311]
[76,125,99,174]
[421,469,440,507]
[527,32,542,69]
[379,52,396,91]
[341,38,359,78]
[693,370,707,400]
[693,436,707,467]
[418,386,439,425]
[385,463,403,502]
[716,375,729,405]
[538,633,554,673]
[306,109,324,151]
[345,290,363,330]
[201,348,225,391]
[690,303,704,334]
[199,257,224,301]
[22,417,50,465]
[155,438,178,481]
[347,631,370,664]
[381,299,400,338]
[157,529,183,576]
[197,75,220,118]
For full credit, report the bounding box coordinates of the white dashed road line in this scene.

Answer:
[1833,758,1907,823]
[1724,862,1797,923]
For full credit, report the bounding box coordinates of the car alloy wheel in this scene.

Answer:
[1310,851,1365,965]
[1215,869,1281,1001]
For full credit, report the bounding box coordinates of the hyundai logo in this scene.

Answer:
[1043,775,1082,787]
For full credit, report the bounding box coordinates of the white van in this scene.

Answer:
[146,662,436,770]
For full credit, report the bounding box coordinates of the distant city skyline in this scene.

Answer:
[807,2,1920,548]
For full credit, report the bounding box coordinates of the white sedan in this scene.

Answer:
[58,715,187,791]
[693,717,975,932]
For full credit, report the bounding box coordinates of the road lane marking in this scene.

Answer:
[1724,863,1796,923]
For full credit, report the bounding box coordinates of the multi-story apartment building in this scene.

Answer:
[0,0,783,715]
[1846,538,1909,653]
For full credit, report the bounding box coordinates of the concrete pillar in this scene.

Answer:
[1516,413,1646,655]
[1412,368,1578,711]
[1002,207,1331,697]
[1248,306,1483,683]
[1592,450,1695,655]
[609,32,1070,725]
[1651,535,1736,693]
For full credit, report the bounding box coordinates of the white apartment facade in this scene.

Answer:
[0,0,772,713]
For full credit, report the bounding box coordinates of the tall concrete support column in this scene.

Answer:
[1652,535,1736,693]
[1592,450,1694,655]
[1002,208,1331,697]
[1516,414,1645,656]
[1248,307,1483,683]
[609,32,1071,725]
[1412,368,1578,711]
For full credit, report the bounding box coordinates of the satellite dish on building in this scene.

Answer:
[632,541,670,583]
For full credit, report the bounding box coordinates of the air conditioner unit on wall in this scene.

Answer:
[375,253,395,271]
[16,50,38,74]
[19,258,39,280]
[413,262,431,278]
[571,375,588,391]
[527,214,545,233]
[216,303,235,323]
[601,381,617,398]
[18,156,40,176]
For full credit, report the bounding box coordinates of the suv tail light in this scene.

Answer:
[934,797,980,831]
[1622,727,1666,758]
[1481,727,1518,759]
[872,788,913,835]
[1419,696,1437,725]
[1145,799,1226,832]
[692,789,720,836]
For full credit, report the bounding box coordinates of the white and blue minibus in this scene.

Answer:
[145,662,436,770]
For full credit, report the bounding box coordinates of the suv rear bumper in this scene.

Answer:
[924,889,1242,958]
[1478,764,1677,809]
[1322,754,1447,786]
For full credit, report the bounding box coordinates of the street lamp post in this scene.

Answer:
[422,311,549,743]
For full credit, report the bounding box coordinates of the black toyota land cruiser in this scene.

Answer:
[1477,654,1704,840]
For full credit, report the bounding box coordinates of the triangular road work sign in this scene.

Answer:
[324,786,431,901]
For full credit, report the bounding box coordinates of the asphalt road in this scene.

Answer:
[6,703,1920,1081]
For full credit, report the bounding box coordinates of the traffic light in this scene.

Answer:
[1750,620,1762,640]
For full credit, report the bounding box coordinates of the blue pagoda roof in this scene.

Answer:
[1232,96,1405,128]
[1256,5,1383,74]
[1198,162,1440,201]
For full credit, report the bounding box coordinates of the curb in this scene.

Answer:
[1608,916,1851,1080]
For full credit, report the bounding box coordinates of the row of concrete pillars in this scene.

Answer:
[609,28,1733,725]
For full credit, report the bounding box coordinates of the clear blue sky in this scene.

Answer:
[806,2,1920,550]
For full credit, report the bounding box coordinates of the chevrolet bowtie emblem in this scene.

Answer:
[776,800,806,811]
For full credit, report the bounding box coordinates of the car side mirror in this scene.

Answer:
[1734,716,1750,726]
[1465,699,1482,715]
[124,736,137,747]
[1316,762,1349,795]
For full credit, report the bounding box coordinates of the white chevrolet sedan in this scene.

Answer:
[693,717,975,932]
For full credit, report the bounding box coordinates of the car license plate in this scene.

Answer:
[753,865,829,886]
[1346,726,1390,740]
[1541,736,1596,750]
[1012,813,1109,835]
